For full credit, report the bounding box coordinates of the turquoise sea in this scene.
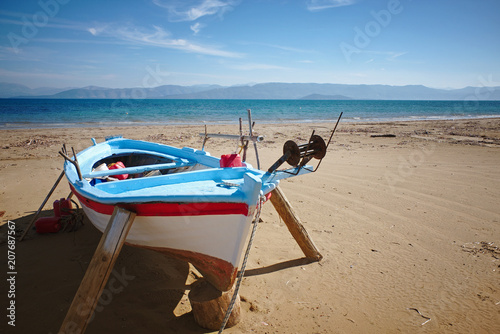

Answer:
[1,99,499,129]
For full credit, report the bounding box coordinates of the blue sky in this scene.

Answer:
[1,0,499,89]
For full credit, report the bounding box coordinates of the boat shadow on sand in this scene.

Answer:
[1,210,315,333]
[244,257,315,277]
[1,212,209,334]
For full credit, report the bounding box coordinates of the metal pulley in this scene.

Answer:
[282,134,327,167]
[268,132,327,173]
[267,112,343,175]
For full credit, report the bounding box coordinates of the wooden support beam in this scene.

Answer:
[189,279,241,330]
[59,207,136,334]
[270,186,323,261]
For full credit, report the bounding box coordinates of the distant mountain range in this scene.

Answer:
[299,93,353,100]
[2,82,499,100]
[0,82,76,98]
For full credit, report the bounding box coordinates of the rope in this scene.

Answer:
[237,144,244,155]
[60,200,85,232]
[218,194,264,333]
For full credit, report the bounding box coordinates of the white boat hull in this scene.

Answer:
[74,188,255,291]
[62,137,288,291]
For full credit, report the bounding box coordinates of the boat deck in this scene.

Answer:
[75,167,276,205]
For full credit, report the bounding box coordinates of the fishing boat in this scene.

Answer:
[61,115,340,292]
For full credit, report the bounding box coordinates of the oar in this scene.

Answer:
[19,171,65,241]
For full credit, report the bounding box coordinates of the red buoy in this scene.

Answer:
[35,216,61,233]
[53,198,73,217]
[108,161,129,180]
[220,154,243,168]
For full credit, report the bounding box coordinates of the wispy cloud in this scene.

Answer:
[261,43,315,54]
[0,45,57,61]
[153,0,239,22]
[306,0,357,12]
[229,63,291,71]
[190,22,205,35]
[238,41,316,54]
[386,51,407,61]
[0,10,88,31]
[354,50,408,62]
[36,37,126,45]
[89,24,242,58]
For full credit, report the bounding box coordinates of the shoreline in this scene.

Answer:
[2,115,500,131]
[1,118,499,333]
[1,118,500,148]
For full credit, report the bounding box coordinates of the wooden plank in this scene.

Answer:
[270,186,323,261]
[59,207,136,334]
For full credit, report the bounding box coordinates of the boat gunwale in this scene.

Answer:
[64,137,274,205]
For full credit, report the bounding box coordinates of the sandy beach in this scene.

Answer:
[1,118,499,333]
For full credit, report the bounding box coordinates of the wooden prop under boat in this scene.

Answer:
[61,118,339,292]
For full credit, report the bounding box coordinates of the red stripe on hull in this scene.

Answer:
[70,185,249,217]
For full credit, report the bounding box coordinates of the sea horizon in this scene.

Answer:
[1,98,499,130]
